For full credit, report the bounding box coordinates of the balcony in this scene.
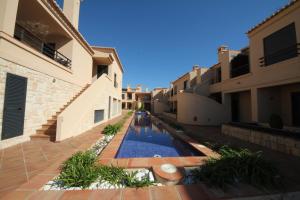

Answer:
[14,24,71,68]
[230,64,250,78]
[259,43,300,67]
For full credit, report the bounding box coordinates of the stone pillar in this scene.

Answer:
[0,0,19,36]
[251,88,258,122]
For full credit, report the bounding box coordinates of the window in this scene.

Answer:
[263,23,297,66]
[94,110,104,123]
[114,73,117,88]
[128,93,132,100]
[183,81,187,90]
[174,86,177,95]
[122,94,125,99]
[97,65,108,78]
[216,68,221,83]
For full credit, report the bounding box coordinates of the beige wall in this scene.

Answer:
[57,51,123,141]
[177,92,229,125]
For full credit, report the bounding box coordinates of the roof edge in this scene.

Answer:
[247,0,299,34]
[91,46,124,72]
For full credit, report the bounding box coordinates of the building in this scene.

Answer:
[155,0,300,128]
[0,0,123,149]
[169,65,208,113]
[210,0,300,127]
[151,87,169,114]
[122,85,152,111]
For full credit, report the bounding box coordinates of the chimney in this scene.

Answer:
[217,45,228,62]
[63,0,81,29]
[192,65,200,71]
[127,84,131,91]
[136,85,142,92]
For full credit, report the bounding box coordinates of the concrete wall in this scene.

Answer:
[153,101,169,114]
[177,92,229,125]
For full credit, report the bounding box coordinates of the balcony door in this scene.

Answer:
[97,65,108,78]
[1,73,27,140]
[292,92,300,127]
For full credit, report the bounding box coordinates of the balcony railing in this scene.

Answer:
[230,64,249,78]
[259,43,300,67]
[14,24,71,68]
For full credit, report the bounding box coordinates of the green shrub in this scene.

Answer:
[127,111,133,116]
[269,114,283,129]
[193,146,283,190]
[103,124,120,135]
[56,151,99,188]
[97,165,154,188]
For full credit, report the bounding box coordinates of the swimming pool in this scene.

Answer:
[115,112,202,158]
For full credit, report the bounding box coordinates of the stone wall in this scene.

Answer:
[0,58,82,149]
[222,124,300,157]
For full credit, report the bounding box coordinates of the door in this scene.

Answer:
[1,73,27,140]
[292,92,300,127]
[108,96,111,119]
[231,93,240,122]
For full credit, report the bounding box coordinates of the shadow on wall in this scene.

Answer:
[177,92,229,125]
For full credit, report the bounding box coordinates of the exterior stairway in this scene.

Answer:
[30,84,90,142]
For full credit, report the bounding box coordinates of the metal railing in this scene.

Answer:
[14,24,71,68]
[230,64,250,78]
[259,43,300,67]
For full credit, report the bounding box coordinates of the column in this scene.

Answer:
[251,88,258,122]
[0,0,19,36]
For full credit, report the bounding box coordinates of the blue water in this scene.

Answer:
[115,112,202,158]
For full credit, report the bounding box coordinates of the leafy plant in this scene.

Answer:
[97,165,154,188]
[127,111,133,116]
[193,146,283,190]
[269,114,283,129]
[124,171,154,187]
[56,150,99,188]
[103,124,120,135]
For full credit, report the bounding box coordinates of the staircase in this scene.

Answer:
[30,84,90,142]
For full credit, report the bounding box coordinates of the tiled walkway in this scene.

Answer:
[0,114,125,197]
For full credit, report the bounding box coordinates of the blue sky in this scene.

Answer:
[56,0,288,90]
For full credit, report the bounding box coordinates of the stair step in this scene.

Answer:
[36,129,56,135]
[47,119,57,124]
[42,124,56,129]
[30,134,55,141]
[38,126,56,131]
[31,84,90,142]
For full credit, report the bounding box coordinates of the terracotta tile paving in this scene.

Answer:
[0,113,126,197]
[60,190,92,200]
[89,189,122,200]
[122,188,150,200]
[176,185,211,200]
[150,185,181,200]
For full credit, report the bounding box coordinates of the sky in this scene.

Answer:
[56,0,288,90]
